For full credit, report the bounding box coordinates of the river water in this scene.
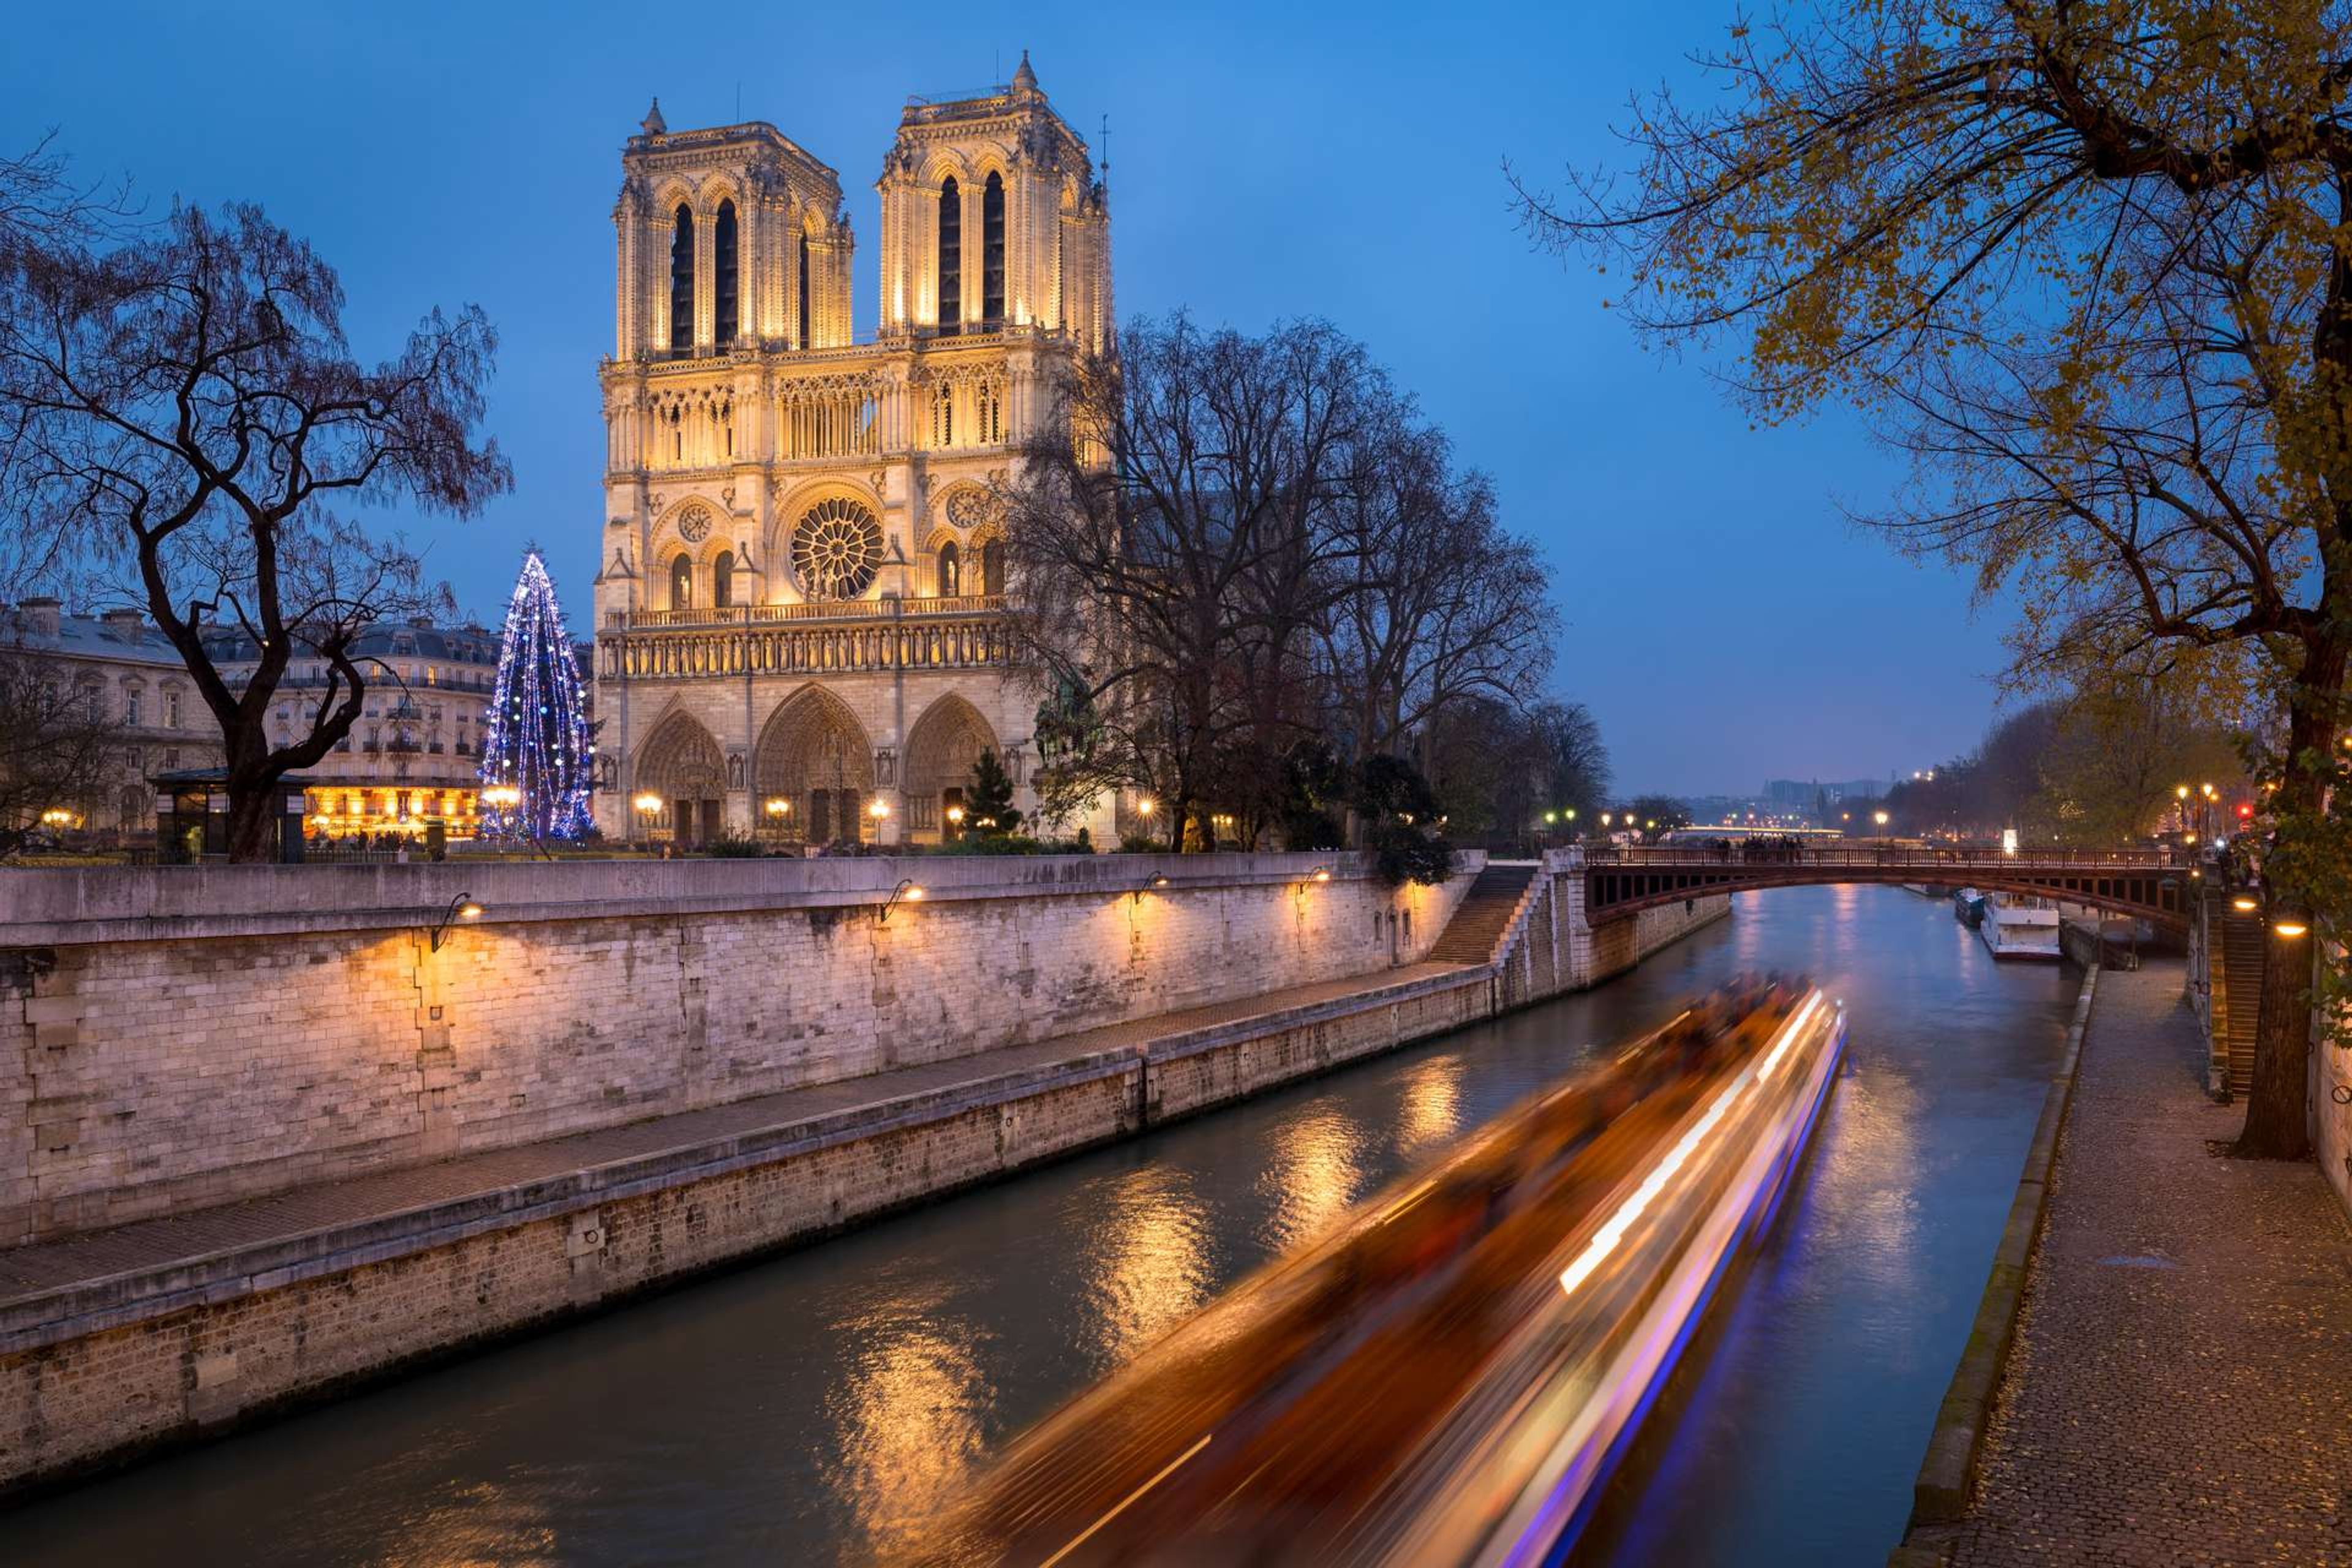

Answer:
[4,884,2078,1566]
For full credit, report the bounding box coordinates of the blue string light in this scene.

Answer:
[478,550,595,841]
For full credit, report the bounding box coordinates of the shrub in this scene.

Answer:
[705,831,766,858]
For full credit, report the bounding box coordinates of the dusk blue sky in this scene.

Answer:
[9,0,2022,797]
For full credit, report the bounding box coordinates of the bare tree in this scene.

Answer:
[1319,423,1558,780]
[1007,315,1384,849]
[1520,1,2352,1157]
[0,196,508,860]
[0,637,116,854]
[1009,313,1563,851]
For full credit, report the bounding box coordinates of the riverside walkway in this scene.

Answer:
[1943,963,2352,1565]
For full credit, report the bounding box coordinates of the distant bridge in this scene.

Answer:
[1583,845,2193,930]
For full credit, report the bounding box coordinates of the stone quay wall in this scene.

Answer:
[0,854,1473,1247]
[0,848,1732,1494]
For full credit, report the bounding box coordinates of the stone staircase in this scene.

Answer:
[2217,908,2265,1098]
[1427,862,1540,966]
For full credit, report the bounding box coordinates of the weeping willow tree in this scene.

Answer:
[1520,1,2352,1159]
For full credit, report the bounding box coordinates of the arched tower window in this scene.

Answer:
[713,549,735,609]
[669,204,694,353]
[670,551,693,609]
[937,541,960,598]
[937,176,962,334]
[981,539,1005,595]
[797,232,812,347]
[714,200,739,348]
[982,172,1005,326]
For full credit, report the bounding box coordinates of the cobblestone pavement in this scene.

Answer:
[0,960,1468,1306]
[1949,963,2352,1566]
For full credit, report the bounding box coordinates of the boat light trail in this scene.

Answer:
[1038,1433,1212,1567]
[1558,995,1822,1300]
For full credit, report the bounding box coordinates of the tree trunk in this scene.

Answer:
[225,780,280,864]
[2237,918,2313,1158]
[2233,639,2343,1159]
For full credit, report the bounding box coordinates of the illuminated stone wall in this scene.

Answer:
[0,854,1471,1246]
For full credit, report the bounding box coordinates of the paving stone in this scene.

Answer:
[1949,963,2352,1566]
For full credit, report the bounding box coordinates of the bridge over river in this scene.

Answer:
[1585,843,2193,930]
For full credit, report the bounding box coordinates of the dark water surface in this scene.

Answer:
[4,886,2076,1566]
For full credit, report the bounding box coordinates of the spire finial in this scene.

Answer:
[641,97,667,137]
[1012,50,1038,93]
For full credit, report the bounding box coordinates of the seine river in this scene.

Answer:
[6,884,2077,1566]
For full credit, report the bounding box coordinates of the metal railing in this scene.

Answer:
[1585,844,2185,870]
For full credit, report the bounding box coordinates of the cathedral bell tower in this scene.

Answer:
[875,51,1112,352]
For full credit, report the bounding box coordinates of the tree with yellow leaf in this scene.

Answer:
[1521,1,2352,1156]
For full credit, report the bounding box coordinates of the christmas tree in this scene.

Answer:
[478,549,595,841]
[966,748,1022,835]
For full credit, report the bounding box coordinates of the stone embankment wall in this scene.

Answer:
[0,854,1471,1246]
[0,848,1728,1494]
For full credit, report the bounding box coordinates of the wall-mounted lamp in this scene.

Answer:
[2275,919,2310,939]
[1131,872,1172,905]
[880,878,924,924]
[429,891,483,952]
[2231,895,2260,914]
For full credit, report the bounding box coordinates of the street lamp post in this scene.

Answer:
[631,791,663,850]
[1874,809,1890,845]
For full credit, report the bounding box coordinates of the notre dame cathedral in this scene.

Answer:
[589,54,1112,846]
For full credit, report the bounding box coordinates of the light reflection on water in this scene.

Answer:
[4,886,2077,1568]
[821,1295,989,1558]
[1079,1164,1212,1367]
[1257,1105,1370,1252]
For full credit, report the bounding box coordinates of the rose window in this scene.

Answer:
[676,504,712,543]
[945,487,997,529]
[791,498,884,600]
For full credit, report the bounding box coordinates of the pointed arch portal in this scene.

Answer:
[902,693,1000,837]
[753,686,876,844]
[635,709,726,845]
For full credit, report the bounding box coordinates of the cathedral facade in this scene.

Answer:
[590,55,1111,846]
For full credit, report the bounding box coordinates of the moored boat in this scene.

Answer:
[1980,893,2061,959]
[1953,887,1986,927]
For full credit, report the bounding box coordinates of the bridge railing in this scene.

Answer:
[1584,844,2186,872]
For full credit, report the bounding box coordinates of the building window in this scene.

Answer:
[982,172,1005,325]
[162,690,181,729]
[670,551,693,609]
[933,380,954,448]
[126,690,142,726]
[977,379,1003,444]
[937,176,962,333]
[937,540,960,597]
[981,539,1005,595]
[798,232,811,346]
[714,200,739,348]
[713,549,735,609]
[669,203,694,352]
